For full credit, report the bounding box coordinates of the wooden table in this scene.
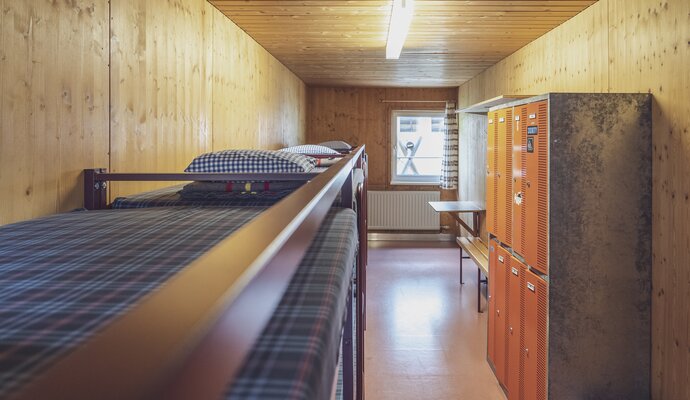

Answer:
[428,201,484,237]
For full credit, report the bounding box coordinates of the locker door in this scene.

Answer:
[495,109,507,243]
[523,269,548,400]
[503,108,514,247]
[494,245,510,386]
[512,105,527,258]
[523,101,549,275]
[486,113,497,237]
[487,241,497,366]
[507,258,525,400]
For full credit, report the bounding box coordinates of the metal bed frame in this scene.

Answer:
[16,147,367,400]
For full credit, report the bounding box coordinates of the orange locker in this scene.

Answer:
[523,268,548,400]
[513,101,549,275]
[486,113,497,236]
[493,245,510,386]
[494,108,513,246]
[487,241,496,366]
[512,105,526,259]
[506,258,524,400]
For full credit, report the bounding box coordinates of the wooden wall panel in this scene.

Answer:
[0,0,109,225]
[1,0,307,223]
[457,113,488,242]
[458,0,689,397]
[109,0,307,199]
[211,8,306,152]
[110,0,213,197]
[307,87,457,190]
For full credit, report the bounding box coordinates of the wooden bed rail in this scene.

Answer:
[16,147,365,400]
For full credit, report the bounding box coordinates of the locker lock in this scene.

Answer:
[514,192,523,206]
[509,327,513,334]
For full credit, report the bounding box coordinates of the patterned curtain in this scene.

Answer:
[440,101,459,189]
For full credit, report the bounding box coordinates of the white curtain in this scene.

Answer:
[441,101,458,189]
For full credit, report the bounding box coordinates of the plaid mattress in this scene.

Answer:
[227,211,357,400]
[0,207,357,399]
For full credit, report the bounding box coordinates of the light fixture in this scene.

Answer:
[386,0,414,59]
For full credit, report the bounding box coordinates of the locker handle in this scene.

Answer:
[509,327,513,334]
[514,192,523,206]
[525,348,529,356]
[496,309,500,316]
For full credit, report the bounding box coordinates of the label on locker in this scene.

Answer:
[512,267,519,275]
[527,126,539,135]
[499,117,505,123]
[527,282,536,292]
[489,119,494,124]
[514,192,523,206]
[527,137,535,153]
[498,255,505,263]
[515,115,520,121]
[529,113,537,119]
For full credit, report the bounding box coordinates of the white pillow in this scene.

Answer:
[280,144,340,155]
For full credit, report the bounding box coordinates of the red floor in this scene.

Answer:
[364,241,506,400]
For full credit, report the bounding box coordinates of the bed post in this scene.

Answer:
[84,169,108,210]
[342,287,355,400]
[355,154,368,400]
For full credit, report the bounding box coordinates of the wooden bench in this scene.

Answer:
[456,237,489,313]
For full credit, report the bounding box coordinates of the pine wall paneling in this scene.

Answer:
[0,0,308,223]
[307,87,459,232]
[457,1,689,397]
[110,0,214,198]
[307,87,457,189]
[211,8,306,152]
[0,0,109,225]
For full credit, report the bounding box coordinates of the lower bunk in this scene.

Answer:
[0,206,358,399]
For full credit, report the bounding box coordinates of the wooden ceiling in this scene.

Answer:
[209,1,598,87]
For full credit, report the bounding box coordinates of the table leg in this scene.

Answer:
[477,268,482,313]
[459,248,464,285]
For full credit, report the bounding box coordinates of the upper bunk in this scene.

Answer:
[1,146,367,399]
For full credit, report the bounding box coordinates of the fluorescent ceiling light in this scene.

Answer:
[386,0,414,59]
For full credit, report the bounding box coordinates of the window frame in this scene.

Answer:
[390,109,446,185]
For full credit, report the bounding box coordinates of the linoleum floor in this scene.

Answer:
[364,241,506,400]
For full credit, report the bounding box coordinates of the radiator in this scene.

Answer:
[368,191,440,231]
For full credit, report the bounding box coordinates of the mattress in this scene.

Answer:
[0,206,357,399]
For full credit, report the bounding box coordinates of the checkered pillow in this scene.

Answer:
[280,144,340,155]
[185,150,317,173]
[318,140,353,152]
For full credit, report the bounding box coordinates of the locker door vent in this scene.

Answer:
[493,116,499,234]
[536,102,549,274]
[519,107,528,257]
[503,254,512,381]
[536,277,549,400]
[505,109,513,245]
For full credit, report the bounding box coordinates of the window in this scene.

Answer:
[391,110,445,185]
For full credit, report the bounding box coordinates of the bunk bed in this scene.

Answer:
[0,147,367,400]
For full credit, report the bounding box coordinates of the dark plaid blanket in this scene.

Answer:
[0,207,357,399]
[111,185,291,209]
[227,211,357,400]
